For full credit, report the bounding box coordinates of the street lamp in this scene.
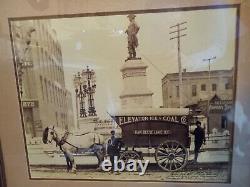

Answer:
[82,66,97,116]
[73,72,87,119]
[73,66,97,124]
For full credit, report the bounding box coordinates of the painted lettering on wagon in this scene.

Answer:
[134,129,171,135]
[118,116,187,125]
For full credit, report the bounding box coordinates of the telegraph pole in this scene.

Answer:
[203,56,216,136]
[170,22,187,108]
[203,56,216,103]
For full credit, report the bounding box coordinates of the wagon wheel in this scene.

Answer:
[155,140,188,171]
[120,150,141,163]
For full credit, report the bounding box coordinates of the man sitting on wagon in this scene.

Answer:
[191,121,206,163]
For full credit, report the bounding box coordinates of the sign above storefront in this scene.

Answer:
[209,100,233,113]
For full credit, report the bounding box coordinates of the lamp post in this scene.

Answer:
[73,66,97,127]
[73,72,87,120]
[82,66,97,116]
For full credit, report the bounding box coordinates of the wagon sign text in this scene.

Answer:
[134,129,171,135]
[118,115,187,125]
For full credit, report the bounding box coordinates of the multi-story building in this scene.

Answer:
[162,69,233,108]
[162,69,234,134]
[11,20,74,137]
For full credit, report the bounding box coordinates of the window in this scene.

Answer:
[40,76,44,100]
[48,81,51,103]
[176,85,179,97]
[44,79,48,102]
[212,83,217,91]
[55,112,58,127]
[225,82,231,90]
[192,85,197,96]
[53,85,56,104]
[201,84,206,91]
[221,115,228,129]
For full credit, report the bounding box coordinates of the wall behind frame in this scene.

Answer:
[0,0,250,187]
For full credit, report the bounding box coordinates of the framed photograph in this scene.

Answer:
[1,0,250,187]
[8,4,239,183]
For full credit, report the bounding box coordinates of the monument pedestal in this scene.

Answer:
[78,116,98,132]
[120,59,153,109]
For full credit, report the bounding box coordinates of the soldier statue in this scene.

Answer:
[125,14,141,61]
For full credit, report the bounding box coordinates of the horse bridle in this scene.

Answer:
[47,127,57,144]
[48,128,79,150]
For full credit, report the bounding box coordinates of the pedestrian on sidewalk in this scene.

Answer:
[191,121,206,163]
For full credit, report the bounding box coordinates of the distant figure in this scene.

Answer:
[212,128,218,135]
[212,128,218,143]
[107,130,122,172]
[191,121,206,163]
[222,129,230,147]
[125,14,140,61]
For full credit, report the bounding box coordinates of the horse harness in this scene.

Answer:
[52,130,101,152]
[52,131,79,152]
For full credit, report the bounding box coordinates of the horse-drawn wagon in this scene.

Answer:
[110,108,191,171]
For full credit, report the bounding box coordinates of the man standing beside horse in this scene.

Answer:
[107,130,122,173]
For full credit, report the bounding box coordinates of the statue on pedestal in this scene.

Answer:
[125,14,141,62]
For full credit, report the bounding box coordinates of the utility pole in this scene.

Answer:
[170,21,187,108]
[203,56,216,136]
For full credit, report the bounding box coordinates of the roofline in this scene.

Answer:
[162,69,233,81]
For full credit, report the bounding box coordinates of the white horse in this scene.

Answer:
[42,126,106,173]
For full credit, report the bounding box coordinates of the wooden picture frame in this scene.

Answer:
[0,0,250,187]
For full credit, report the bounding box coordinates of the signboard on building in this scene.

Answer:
[116,115,188,126]
[22,100,38,108]
[209,100,233,113]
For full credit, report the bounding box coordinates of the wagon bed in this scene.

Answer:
[109,108,191,171]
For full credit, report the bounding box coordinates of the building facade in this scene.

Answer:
[11,20,74,137]
[162,69,233,108]
[162,69,234,134]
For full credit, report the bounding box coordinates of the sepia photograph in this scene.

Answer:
[9,5,238,183]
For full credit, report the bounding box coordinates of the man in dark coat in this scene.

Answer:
[192,121,206,163]
[107,130,122,172]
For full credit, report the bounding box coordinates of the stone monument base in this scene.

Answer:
[78,116,99,132]
[120,59,153,109]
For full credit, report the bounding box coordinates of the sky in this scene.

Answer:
[49,7,237,121]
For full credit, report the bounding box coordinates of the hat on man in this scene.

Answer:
[196,121,201,126]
